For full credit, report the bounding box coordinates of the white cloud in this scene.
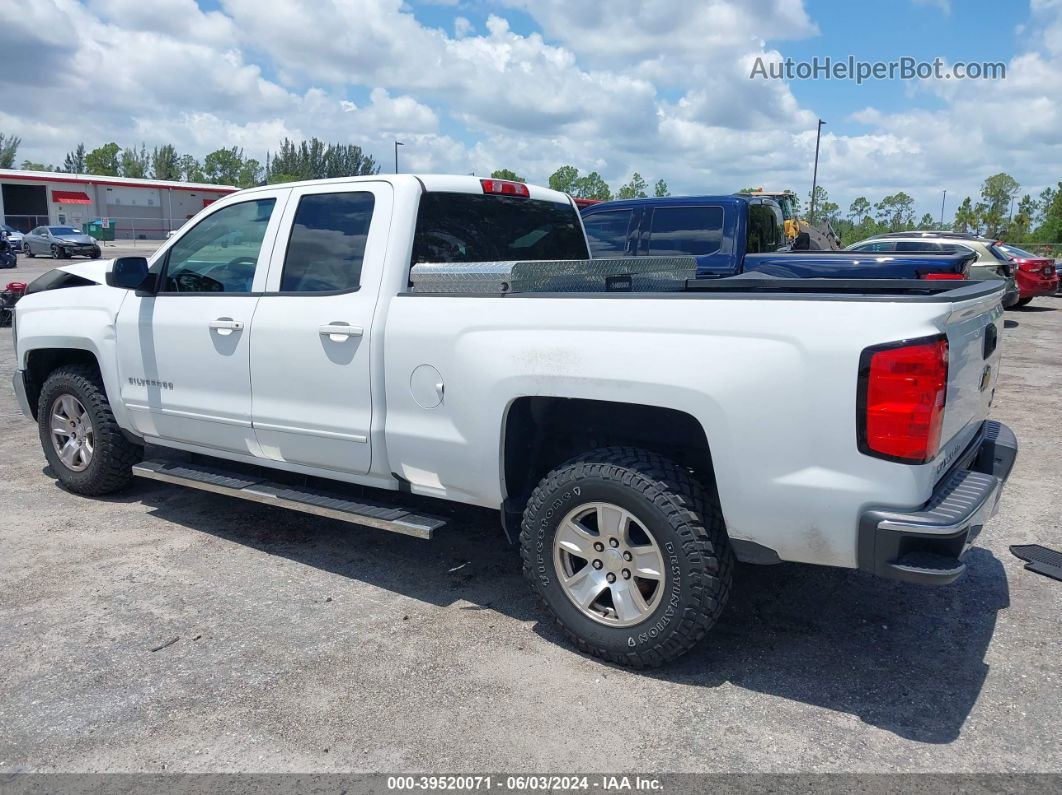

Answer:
[0,0,1060,220]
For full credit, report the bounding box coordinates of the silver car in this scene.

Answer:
[1,224,24,251]
[846,232,1020,307]
[23,226,102,259]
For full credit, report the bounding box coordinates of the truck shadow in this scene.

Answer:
[86,475,1006,747]
[649,549,1008,744]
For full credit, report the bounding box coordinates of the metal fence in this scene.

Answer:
[2,214,188,242]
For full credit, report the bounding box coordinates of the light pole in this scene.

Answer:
[809,119,825,224]
[394,141,404,174]
[940,189,947,227]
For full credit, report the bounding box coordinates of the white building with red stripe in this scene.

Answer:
[0,169,238,240]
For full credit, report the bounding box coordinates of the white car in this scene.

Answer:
[11,175,1017,666]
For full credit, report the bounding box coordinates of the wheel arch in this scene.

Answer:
[23,346,104,420]
[501,396,721,517]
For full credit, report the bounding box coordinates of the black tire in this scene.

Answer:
[24,243,34,258]
[520,447,733,668]
[50,244,61,259]
[38,364,142,496]
[90,246,101,259]
[1016,297,1033,307]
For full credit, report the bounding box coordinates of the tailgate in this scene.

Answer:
[938,288,1004,456]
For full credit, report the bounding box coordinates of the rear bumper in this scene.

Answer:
[12,369,34,419]
[1015,271,1059,299]
[858,420,1017,585]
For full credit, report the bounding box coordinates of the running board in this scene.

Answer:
[132,460,446,539]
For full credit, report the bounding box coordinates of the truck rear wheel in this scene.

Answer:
[38,365,142,496]
[520,447,733,667]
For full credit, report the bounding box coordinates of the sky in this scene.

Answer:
[2,0,1061,220]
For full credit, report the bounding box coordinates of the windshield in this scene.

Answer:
[49,227,81,235]
[997,243,1038,260]
[2,225,16,234]
[412,193,588,265]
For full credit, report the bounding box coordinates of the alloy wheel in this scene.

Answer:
[49,394,94,472]
[552,501,667,627]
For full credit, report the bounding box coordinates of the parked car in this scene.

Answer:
[22,226,102,259]
[581,196,975,280]
[2,224,25,251]
[12,175,1016,667]
[994,243,1059,306]
[846,233,1020,307]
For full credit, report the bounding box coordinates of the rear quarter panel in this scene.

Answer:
[382,293,993,568]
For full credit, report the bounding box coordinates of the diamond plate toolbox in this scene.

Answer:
[409,257,699,294]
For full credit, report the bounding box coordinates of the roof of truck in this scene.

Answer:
[237,174,574,205]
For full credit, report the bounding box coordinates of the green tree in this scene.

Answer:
[1035,185,1056,226]
[952,196,979,233]
[1008,194,1036,243]
[1031,182,1062,244]
[490,168,525,183]
[548,165,580,194]
[20,160,54,171]
[979,172,1020,237]
[237,158,263,189]
[848,196,872,222]
[120,144,150,178]
[807,186,839,224]
[178,154,205,182]
[917,212,936,229]
[85,142,121,176]
[616,172,648,199]
[63,143,87,174]
[203,147,245,185]
[654,179,670,197]
[266,138,378,182]
[151,144,181,181]
[0,132,19,168]
[874,192,915,231]
[572,171,611,200]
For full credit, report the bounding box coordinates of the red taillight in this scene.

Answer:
[858,336,949,463]
[480,178,530,198]
[921,273,965,280]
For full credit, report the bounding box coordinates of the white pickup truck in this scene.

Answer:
[11,175,1017,667]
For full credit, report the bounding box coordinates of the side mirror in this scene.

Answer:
[106,257,151,290]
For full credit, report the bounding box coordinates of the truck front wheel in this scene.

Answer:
[520,447,733,667]
[38,365,142,495]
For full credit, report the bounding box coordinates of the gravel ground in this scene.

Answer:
[2,242,163,285]
[0,296,1059,774]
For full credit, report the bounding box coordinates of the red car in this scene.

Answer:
[996,243,1059,306]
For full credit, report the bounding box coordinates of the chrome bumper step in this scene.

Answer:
[133,460,446,539]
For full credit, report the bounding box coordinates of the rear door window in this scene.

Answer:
[280,192,375,292]
[647,206,724,256]
[852,241,896,253]
[412,193,588,264]
[582,210,634,257]
[895,241,942,252]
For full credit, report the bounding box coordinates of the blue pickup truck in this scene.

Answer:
[579,195,973,280]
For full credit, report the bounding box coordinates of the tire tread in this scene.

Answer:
[519,446,733,668]
[38,364,141,495]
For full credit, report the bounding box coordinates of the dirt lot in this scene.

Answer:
[0,295,1059,774]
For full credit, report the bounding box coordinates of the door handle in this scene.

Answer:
[209,318,244,336]
[319,323,364,340]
